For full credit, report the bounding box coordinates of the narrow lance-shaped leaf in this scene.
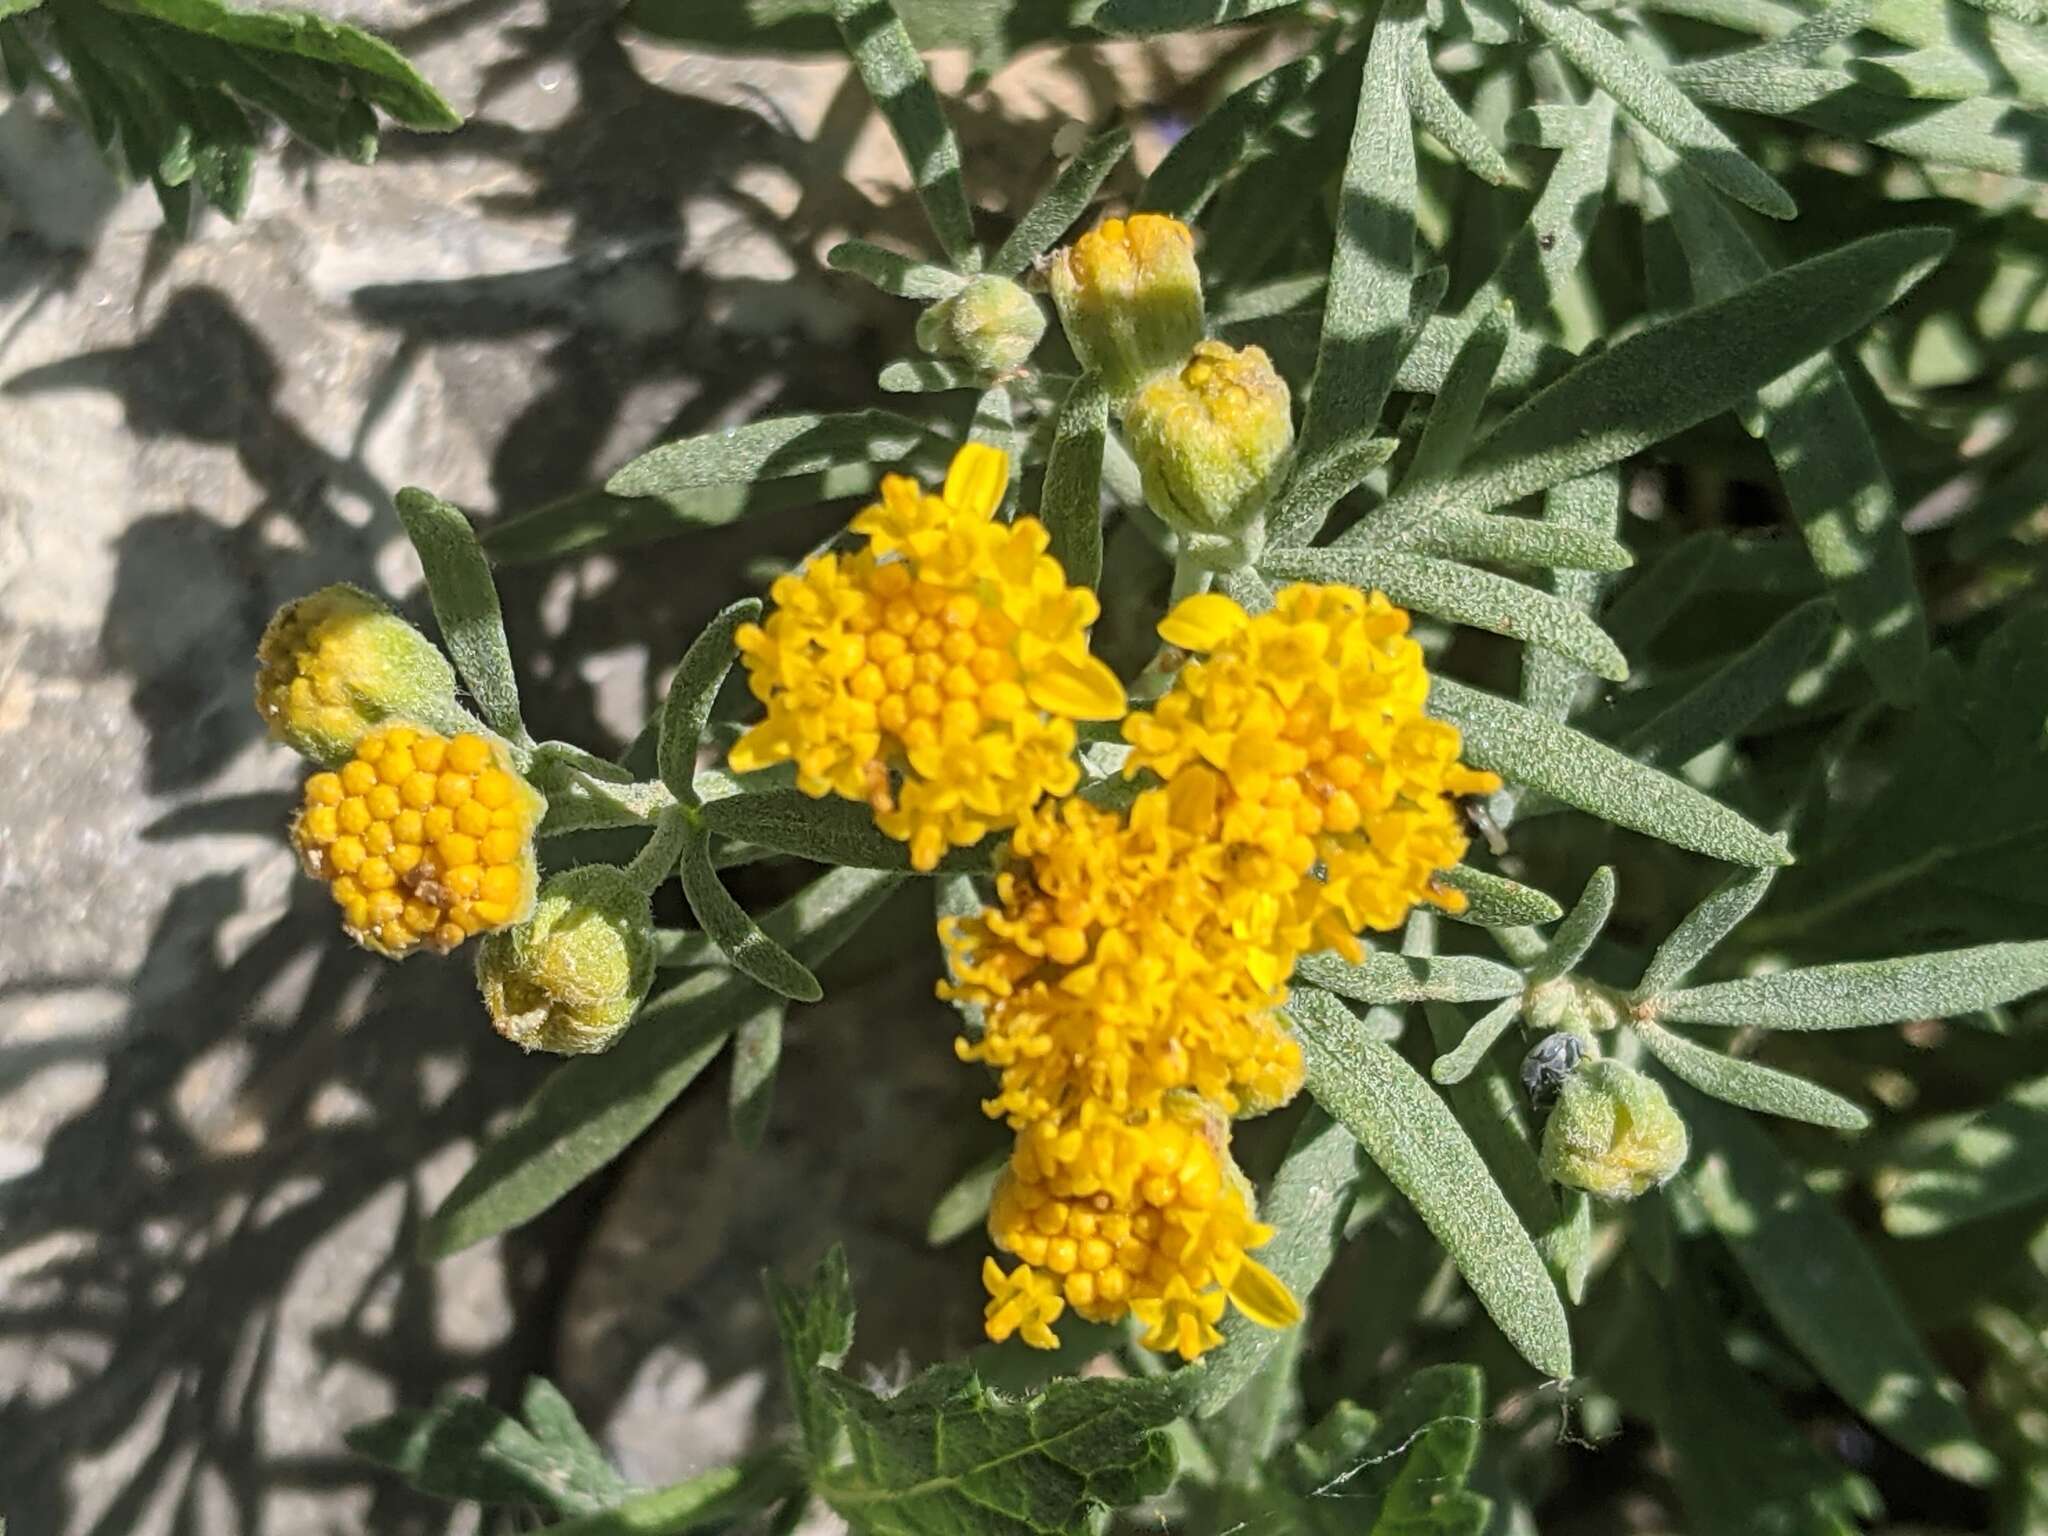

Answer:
[696,774,995,873]
[1263,436,1400,550]
[1092,0,1305,35]
[1880,1072,2048,1237]
[1431,996,1522,1084]
[1438,864,1564,927]
[1431,676,1792,867]
[1139,49,1324,219]
[609,411,932,499]
[1295,988,1572,1377]
[1296,950,1525,1005]
[393,488,524,744]
[878,358,980,393]
[1635,866,1777,997]
[1650,941,2048,1029]
[1041,372,1108,590]
[833,0,977,267]
[727,999,786,1151]
[1405,34,1514,186]
[659,598,759,807]
[1528,866,1617,984]
[1622,597,1835,770]
[1403,303,1511,490]
[990,125,1130,277]
[927,1146,1007,1246]
[825,239,967,300]
[1636,1020,1869,1130]
[1520,470,1624,724]
[1404,505,1633,573]
[680,817,823,1003]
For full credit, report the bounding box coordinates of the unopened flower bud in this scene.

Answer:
[1541,1060,1689,1201]
[1048,213,1203,405]
[916,274,1047,375]
[1124,340,1292,568]
[255,584,466,766]
[1526,974,1625,1037]
[476,865,655,1055]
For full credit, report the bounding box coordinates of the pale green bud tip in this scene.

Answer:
[476,865,656,1056]
[1124,340,1293,563]
[1541,1060,1689,1201]
[917,275,1047,374]
[1526,975,1624,1038]
[254,584,464,767]
[1048,212,1204,405]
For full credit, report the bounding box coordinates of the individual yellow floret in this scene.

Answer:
[253,584,464,766]
[291,725,544,958]
[983,1102,1299,1361]
[728,444,1126,871]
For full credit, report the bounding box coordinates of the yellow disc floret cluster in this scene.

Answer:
[292,726,543,958]
[728,444,1125,871]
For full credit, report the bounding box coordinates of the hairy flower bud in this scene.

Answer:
[1541,1059,1690,1201]
[1124,340,1292,567]
[916,274,1047,375]
[476,865,656,1055]
[1048,213,1203,406]
[255,584,466,766]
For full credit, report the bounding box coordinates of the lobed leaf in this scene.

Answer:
[1637,1020,1868,1130]
[659,599,760,808]
[393,488,525,744]
[833,0,977,268]
[1651,940,2048,1029]
[769,1244,858,1467]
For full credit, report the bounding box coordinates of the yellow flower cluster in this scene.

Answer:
[729,445,1125,871]
[292,726,543,957]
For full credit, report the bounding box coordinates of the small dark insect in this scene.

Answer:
[1521,1032,1584,1113]
[1538,231,1557,251]
[1458,795,1510,858]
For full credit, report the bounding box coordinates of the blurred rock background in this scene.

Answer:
[0,5,1245,1530]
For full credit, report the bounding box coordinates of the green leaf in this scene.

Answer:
[393,488,525,744]
[827,239,969,299]
[880,358,982,393]
[728,1000,786,1151]
[1506,0,1792,217]
[1430,677,1792,866]
[1405,37,1513,186]
[1400,505,1633,573]
[1879,1072,2048,1236]
[1296,951,1525,1005]
[1620,597,1835,769]
[1040,372,1107,590]
[834,0,977,269]
[659,599,759,807]
[141,21,378,161]
[484,468,882,562]
[1438,864,1564,926]
[1350,229,1953,549]
[1403,304,1511,490]
[1650,940,2048,1029]
[608,411,933,499]
[1685,1091,1998,1484]
[1637,1020,1868,1130]
[1278,1366,1491,1535]
[1293,0,1426,481]
[1527,866,1617,985]
[1139,49,1324,219]
[1430,997,1522,1086]
[1635,866,1778,997]
[346,1379,630,1515]
[1092,0,1302,33]
[1265,437,1402,550]
[1182,1107,1360,1417]
[817,1366,1180,1534]
[421,869,900,1256]
[1262,548,1629,682]
[927,1146,1008,1246]
[696,775,995,872]
[1293,987,1573,1379]
[680,817,823,1002]
[769,1244,857,1466]
[989,125,1129,277]
[533,1459,803,1536]
[1519,471,1624,723]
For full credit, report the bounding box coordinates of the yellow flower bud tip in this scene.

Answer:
[1125,341,1294,549]
[729,444,1126,871]
[1540,1059,1690,1201]
[291,725,544,960]
[916,275,1048,375]
[254,584,464,767]
[1048,212,1204,405]
[477,865,656,1055]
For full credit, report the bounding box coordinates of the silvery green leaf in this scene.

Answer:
[1139,50,1324,219]
[1431,677,1792,867]
[1041,372,1107,590]
[1264,437,1401,550]
[833,0,977,268]
[1879,1072,2048,1236]
[927,1146,1007,1246]
[1528,866,1617,984]
[989,125,1129,277]
[1400,506,1633,572]
[659,598,759,808]
[484,467,882,563]
[1405,35,1514,185]
[1621,598,1835,769]
[727,1000,786,1150]
[878,358,981,392]
[1092,0,1302,33]
[1636,866,1778,997]
[1519,470,1623,723]
[1602,530,1724,657]
[697,781,995,873]
[1651,941,2048,1029]
[680,818,821,1003]
[1294,987,1573,1378]
[608,411,932,498]
[826,239,967,300]
[1430,996,1522,1084]
[1438,865,1564,926]
[1637,1021,1868,1129]
[1296,951,1525,1005]
[393,487,525,744]
[1403,303,1511,490]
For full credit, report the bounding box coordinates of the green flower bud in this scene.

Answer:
[1123,340,1293,569]
[476,865,656,1055]
[1541,1059,1690,1201]
[254,584,467,767]
[916,274,1047,375]
[1048,213,1204,406]
[1525,974,1625,1038]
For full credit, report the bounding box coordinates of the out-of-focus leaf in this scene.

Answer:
[1879,1072,2048,1236]
[834,0,977,268]
[1621,598,1835,769]
[1275,1366,1492,1535]
[484,468,881,563]
[348,1380,630,1516]
[608,411,932,499]
[1092,0,1301,34]
[1140,50,1325,219]
[927,1146,1008,1246]
[728,1000,785,1150]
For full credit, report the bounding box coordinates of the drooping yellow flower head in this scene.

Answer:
[729,445,1126,871]
[945,776,1306,1127]
[984,1100,1299,1361]
[476,865,656,1055]
[1124,340,1293,564]
[254,584,465,766]
[292,725,543,958]
[1048,213,1204,406]
[1125,583,1500,956]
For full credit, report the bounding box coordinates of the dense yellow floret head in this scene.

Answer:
[727,444,1126,871]
[916,274,1048,375]
[1541,1059,1690,1201]
[254,584,466,766]
[983,1100,1299,1361]
[291,725,544,959]
[1048,213,1204,407]
[476,865,656,1055]
[1126,582,1501,958]
[1123,340,1293,567]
